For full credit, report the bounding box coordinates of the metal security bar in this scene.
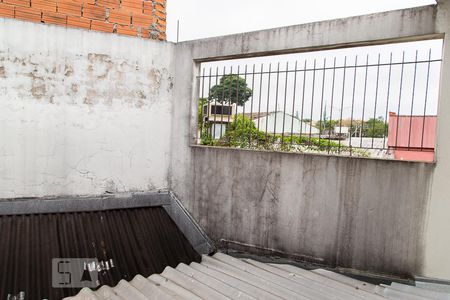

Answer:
[197,43,442,161]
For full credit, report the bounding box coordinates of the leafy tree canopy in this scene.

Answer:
[208,75,252,106]
[363,117,388,138]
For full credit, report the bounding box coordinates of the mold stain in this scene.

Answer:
[0,66,5,78]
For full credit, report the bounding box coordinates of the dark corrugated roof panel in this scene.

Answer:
[0,207,201,300]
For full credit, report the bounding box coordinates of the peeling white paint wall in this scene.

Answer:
[0,19,175,198]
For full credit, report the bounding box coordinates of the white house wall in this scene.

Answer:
[254,112,320,135]
[0,19,175,198]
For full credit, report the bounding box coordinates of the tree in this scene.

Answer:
[363,117,388,138]
[208,74,252,106]
[317,120,339,133]
[224,115,267,148]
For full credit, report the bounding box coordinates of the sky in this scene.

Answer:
[167,0,442,132]
[166,0,437,42]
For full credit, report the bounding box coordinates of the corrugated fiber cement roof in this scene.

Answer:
[67,252,450,300]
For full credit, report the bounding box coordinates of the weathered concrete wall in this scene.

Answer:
[423,0,450,281]
[169,4,450,279]
[0,19,175,198]
[189,147,433,277]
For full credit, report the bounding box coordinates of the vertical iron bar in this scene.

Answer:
[395,52,406,150]
[199,67,205,145]
[265,64,272,141]
[290,61,299,145]
[226,66,234,140]
[309,59,317,145]
[257,64,264,141]
[421,49,432,150]
[338,56,347,152]
[207,67,213,144]
[281,62,289,147]
[371,54,381,149]
[328,58,337,153]
[212,67,219,143]
[383,53,393,151]
[360,55,369,148]
[249,64,256,147]
[349,55,358,156]
[242,65,248,147]
[318,58,327,147]
[234,66,241,127]
[407,50,419,150]
[219,66,227,140]
[299,60,307,142]
[273,63,281,142]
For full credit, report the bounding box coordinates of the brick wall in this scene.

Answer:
[0,0,167,40]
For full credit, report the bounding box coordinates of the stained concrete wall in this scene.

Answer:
[424,0,450,281]
[170,4,450,279]
[190,147,433,276]
[1,2,449,281]
[0,19,175,198]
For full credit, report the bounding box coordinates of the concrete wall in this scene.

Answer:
[0,19,175,198]
[190,147,433,276]
[424,0,450,281]
[170,4,450,279]
[1,1,449,281]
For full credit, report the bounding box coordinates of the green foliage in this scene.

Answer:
[316,120,339,133]
[223,115,268,148]
[198,98,207,127]
[208,75,252,106]
[215,115,369,157]
[363,117,388,138]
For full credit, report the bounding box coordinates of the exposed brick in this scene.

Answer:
[142,1,152,10]
[0,3,15,18]
[153,0,165,6]
[140,27,150,38]
[91,19,114,32]
[0,0,166,40]
[156,17,165,26]
[32,0,57,12]
[67,15,91,28]
[132,12,152,27]
[108,9,130,25]
[57,0,82,16]
[42,11,67,25]
[116,24,137,36]
[83,4,106,20]
[121,0,142,14]
[15,6,41,22]
[4,0,30,7]
[154,9,165,19]
[97,0,119,9]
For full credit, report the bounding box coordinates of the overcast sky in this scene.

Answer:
[166,0,437,42]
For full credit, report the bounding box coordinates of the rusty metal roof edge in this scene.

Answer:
[0,190,216,255]
[0,191,172,215]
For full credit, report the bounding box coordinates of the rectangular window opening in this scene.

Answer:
[196,39,443,162]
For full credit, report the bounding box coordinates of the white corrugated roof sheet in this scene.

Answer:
[66,253,450,300]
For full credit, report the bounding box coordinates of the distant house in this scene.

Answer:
[244,111,320,136]
[202,102,236,139]
[387,112,436,162]
[331,126,350,140]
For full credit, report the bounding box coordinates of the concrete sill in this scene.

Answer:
[190,144,437,165]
